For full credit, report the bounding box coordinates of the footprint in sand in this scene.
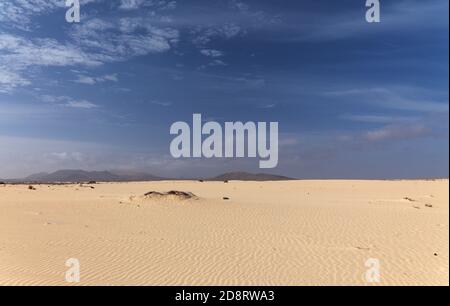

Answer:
[404,197,416,202]
[355,246,372,251]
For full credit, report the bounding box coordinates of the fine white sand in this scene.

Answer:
[0,180,448,286]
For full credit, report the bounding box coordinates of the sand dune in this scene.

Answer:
[0,180,448,286]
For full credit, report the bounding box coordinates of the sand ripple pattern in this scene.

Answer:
[0,180,448,285]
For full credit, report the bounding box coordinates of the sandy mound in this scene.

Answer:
[131,190,199,203]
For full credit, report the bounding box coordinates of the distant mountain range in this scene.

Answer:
[1,170,294,183]
[4,170,164,183]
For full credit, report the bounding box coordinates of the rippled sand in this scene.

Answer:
[0,180,448,286]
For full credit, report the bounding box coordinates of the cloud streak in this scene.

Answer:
[41,95,98,109]
[75,73,119,85]
[364,124,430,142]
[325,87,449,113]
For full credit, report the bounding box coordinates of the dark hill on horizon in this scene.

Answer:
[2,170,294,183]
[15,170,164,183]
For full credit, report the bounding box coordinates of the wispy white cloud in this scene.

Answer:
[340,114,420,124]
[119,0,176,11]
[260,103,277,109]
[0,0,280,91]
[325,87,449,113]
[364,124,430,142]
[75,76,97,85]
[0,13,177,92]
[40,95,98,109]
[269,0,448,42]
[0,135,110,178]
[191,23,242,46]
[0,33,102,67]
[65,100,98,109]
[0,0,101,30]
[49,151,85,162]
[102,74,119,82]
[335,114,446,145]
[0,69,30,93]
[118,0,145,10]
[0,135,172,179]
[200,49,224,58]
[0,33,103,92]
[149,100,172,107]
[75,73,119,85]
[209,59,227,67]
[70,17,179,59]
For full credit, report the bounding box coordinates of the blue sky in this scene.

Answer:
[0,0,448,179]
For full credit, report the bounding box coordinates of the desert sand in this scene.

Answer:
[0,180,448,286]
